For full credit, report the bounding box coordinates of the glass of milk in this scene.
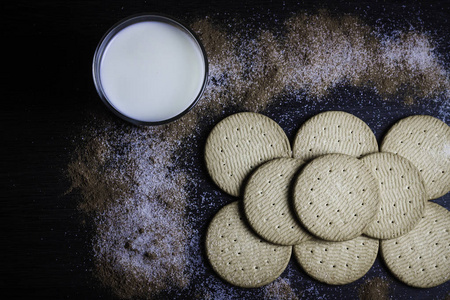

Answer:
[93,14,208,125]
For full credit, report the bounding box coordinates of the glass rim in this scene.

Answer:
[92,13,209,126]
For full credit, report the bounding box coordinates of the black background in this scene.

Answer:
[2,1,450,299]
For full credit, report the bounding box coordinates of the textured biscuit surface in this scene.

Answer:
[361,152,427,239]
[293,111,378,161]
[243,158,312,245]
[294,236,379,285]
[381,202,450,288]
[206,201,292,288]
[205,112,291,197]
[293,154,380,241]
[381,115,450,199]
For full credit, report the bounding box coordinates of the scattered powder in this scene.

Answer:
[68,135,131,213]
[371,32,450,103]
[68,118,190,299]
[191,11,449,112]
[358,277,391,300]
[264,278,300,300]
[279,13,378,97]
[93,195,189,298]
[68,11,449,299]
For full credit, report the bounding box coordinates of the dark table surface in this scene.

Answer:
[2,1,449,299]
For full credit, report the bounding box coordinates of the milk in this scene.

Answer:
[99,20,206,123]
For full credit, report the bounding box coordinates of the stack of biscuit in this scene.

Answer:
[204,111,450,288]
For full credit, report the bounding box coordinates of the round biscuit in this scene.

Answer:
[293,236,379,285]
[206,201,292,288]
[380,115,450,199]
[381,202,450,288]
[205,112,291,197]
[293,154,381,241]
[243,158,312,245]
[361,152,427,239]
[293,111,378,161]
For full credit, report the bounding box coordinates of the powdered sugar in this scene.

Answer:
[93,195,189,298]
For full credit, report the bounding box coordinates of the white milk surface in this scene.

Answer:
[100,21,206,123]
